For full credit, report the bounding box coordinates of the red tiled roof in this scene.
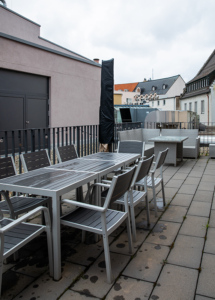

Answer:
[114,82,139,92]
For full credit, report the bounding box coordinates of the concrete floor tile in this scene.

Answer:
[177,168,191,174]
[194,190,213,203]
[184,177,201,185]
[189,172,203,178]
[59,289,100,300]
[106,276,153,300]
[188,201,211,217]
[66,236,114,266]
[212,201,215,210]
[110,224,125,237]
[168,235,204,269]
[197,253,215,298]
[201,175,215,183]
[135,208,162,225]
[151,264,198,300]
[172,173,188,180]
[157,187,178,200]
[179,215,208,238]
[73,252,130,299]
[204,228,215,255]
[209,210,215,227]
[123,243,169,282]
[204,169,215,176]
[146,221,180,246]
[198,181,215,192]
[160,205,188,223]
[171,194,193,207]
[195,295,215,300]
[178,184,198,195]
[165,179,184,189]
[110,228,148,255]
[13,262,85,300]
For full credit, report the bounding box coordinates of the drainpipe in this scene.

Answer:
[207,94,209,125]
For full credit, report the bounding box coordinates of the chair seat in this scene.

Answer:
[0,196,49,214]
[183,146,196,149]
[0,218,43,256]
[114,190,146,206]
[61,207,126,233]
[136,176,162,188]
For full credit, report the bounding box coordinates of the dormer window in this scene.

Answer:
[152,86,156,91]
[163,84,166,89]
[124,89,128,92]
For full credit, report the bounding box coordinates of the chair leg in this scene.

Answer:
[46,229,54,277]
[161,181,166,206]
[130,205,137,242]
[102,233,112,284]
[145,193,151,225]
[152,186,158,217]
[82,231,86,243]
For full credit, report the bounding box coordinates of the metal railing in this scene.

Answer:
[0,122,142,173]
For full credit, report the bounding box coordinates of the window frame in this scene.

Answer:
[201,100,205,114]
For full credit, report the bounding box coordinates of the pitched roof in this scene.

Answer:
[187,49,215,84]
[135,75,180,95]
[181,87,210,99]
[114,82,139,92]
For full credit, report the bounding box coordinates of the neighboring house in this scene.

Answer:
[114,76,185,109]
[0,5,101,131]
[135,75,185,110]
[180,49,215,123]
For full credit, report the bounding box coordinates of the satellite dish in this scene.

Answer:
[0,0,7,6]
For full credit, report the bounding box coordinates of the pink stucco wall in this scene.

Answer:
[0,6,101,127]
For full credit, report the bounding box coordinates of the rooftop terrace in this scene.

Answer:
[2,156,215,300]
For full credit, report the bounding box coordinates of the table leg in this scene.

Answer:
[52,194,61,280]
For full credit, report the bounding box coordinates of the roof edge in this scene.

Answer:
[0,5,41,27]
[0,32,101,67]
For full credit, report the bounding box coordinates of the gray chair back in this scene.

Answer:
[156,148,169,169]
[104,167,136,208]
[21,150,51,172]
[135,155,155,183]
[182,129,198,146]
[0,157,17,180]
[142,129,160,143]
[56,144,78,163]
[118,128,143,142]
[118,141,145,157]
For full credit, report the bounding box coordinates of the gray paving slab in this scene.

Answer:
[66,236,114,266]
[146,221,180,246]
[157,187,178,200]
[13,262,85,300]
[171,194,193,207]
[189,171,203,178]
[197,253,215,298]
[212,200,215,210]
[204,169,215,176]
[178,184,198,195]
[59,289,100,300]
[72,252,130,299]
[160,205,188,223]
[184,177,201,185]
[165,179,184,188]
[151,264,198,300]
[204,228,215,255]
[123,243,169,282]
[201,175,215,183]
[209,210,215,227]
[1,270,34,300]
[198,181,215,192]
[168,234,204,269]
[188,201,211,218]
[172,173,188,180]
[110,228,148,255]
[110,224,125,237]
[193,190,213,203]
[177,168,192,174]
[105,276,153,300]
[195,295,215,300]
[179,215,208,238]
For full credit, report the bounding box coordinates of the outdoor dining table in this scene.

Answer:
[0,152,140,280]
[148,136,188,166]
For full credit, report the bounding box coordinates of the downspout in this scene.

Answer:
[207,94,209,125]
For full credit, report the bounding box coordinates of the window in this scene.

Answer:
[201,100,205,114]
[157,100,160,106]
[195,101,197,113]
[184,103,187,110]
[126,98,132,104]
[124,89,129,92]
[189,102,192,111]
[152,101,154,107]
[163,84,166,89]
[163,99,166,105]
[152,86,156,91]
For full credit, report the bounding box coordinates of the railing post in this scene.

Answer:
[77,126,80,156]
[31,129,35,152]
[53,128,56,164]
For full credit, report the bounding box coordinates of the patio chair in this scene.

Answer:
[110,155,155,242]
[0,206,53,296]
[0,157,51,221]
[135,148,169,217]
[56,144,78,163]
[60,167,135,284]
[20,150,51,172]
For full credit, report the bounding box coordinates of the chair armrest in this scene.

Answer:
[94,183,111,188]
[61,199,106,212]
[0,206,51,233]
[102,180,112,184]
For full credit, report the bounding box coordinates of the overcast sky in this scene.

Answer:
[5,0,215,84]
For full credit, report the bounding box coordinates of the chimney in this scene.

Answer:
[93,58,99,64]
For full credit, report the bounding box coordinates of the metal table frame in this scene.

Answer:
[0,153,140,281]
[148,136,188,166]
